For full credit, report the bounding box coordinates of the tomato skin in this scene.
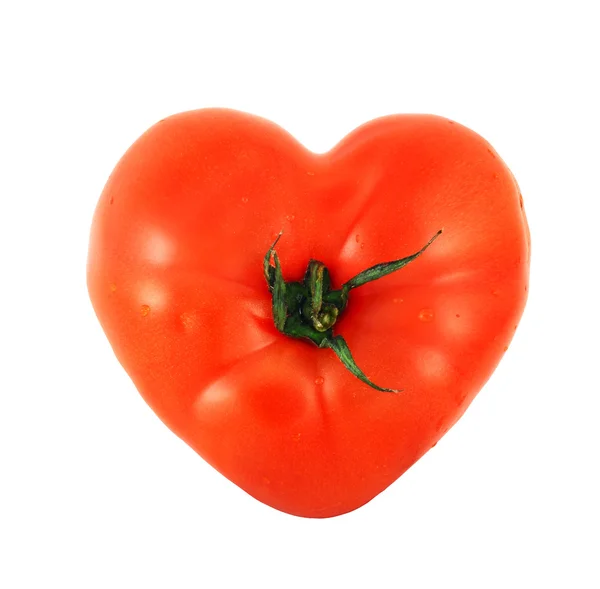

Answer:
[87,109,529,518]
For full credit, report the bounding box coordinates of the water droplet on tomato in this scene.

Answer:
[360,243,365,250]
[315,376,324,386]
[241,197,249,203]
[392,297,403,304]
[418,308,434,322]
[180,311,199,331]
[492,290,500,296]
[286,214,295,221]
[109,283,117,292]
[140,304,150,317]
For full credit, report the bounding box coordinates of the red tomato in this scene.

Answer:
[87,109,529,518]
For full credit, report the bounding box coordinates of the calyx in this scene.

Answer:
[263,230,442,392]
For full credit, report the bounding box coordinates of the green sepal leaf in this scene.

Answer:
[308,261,324,318]
[263,231,284,291]
[271,251,287,332]
[344,230,443,291]
[320,335,400,393]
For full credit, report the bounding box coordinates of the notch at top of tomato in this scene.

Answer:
[87,109,529,518]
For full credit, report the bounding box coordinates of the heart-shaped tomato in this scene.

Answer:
[87,109,529,517]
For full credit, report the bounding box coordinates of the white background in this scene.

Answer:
[1,1,599,587]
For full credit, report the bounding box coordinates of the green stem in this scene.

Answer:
[264,229,442,392]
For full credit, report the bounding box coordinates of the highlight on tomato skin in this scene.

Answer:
[87,108,529,518]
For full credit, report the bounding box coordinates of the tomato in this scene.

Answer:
[87,109,529,518]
